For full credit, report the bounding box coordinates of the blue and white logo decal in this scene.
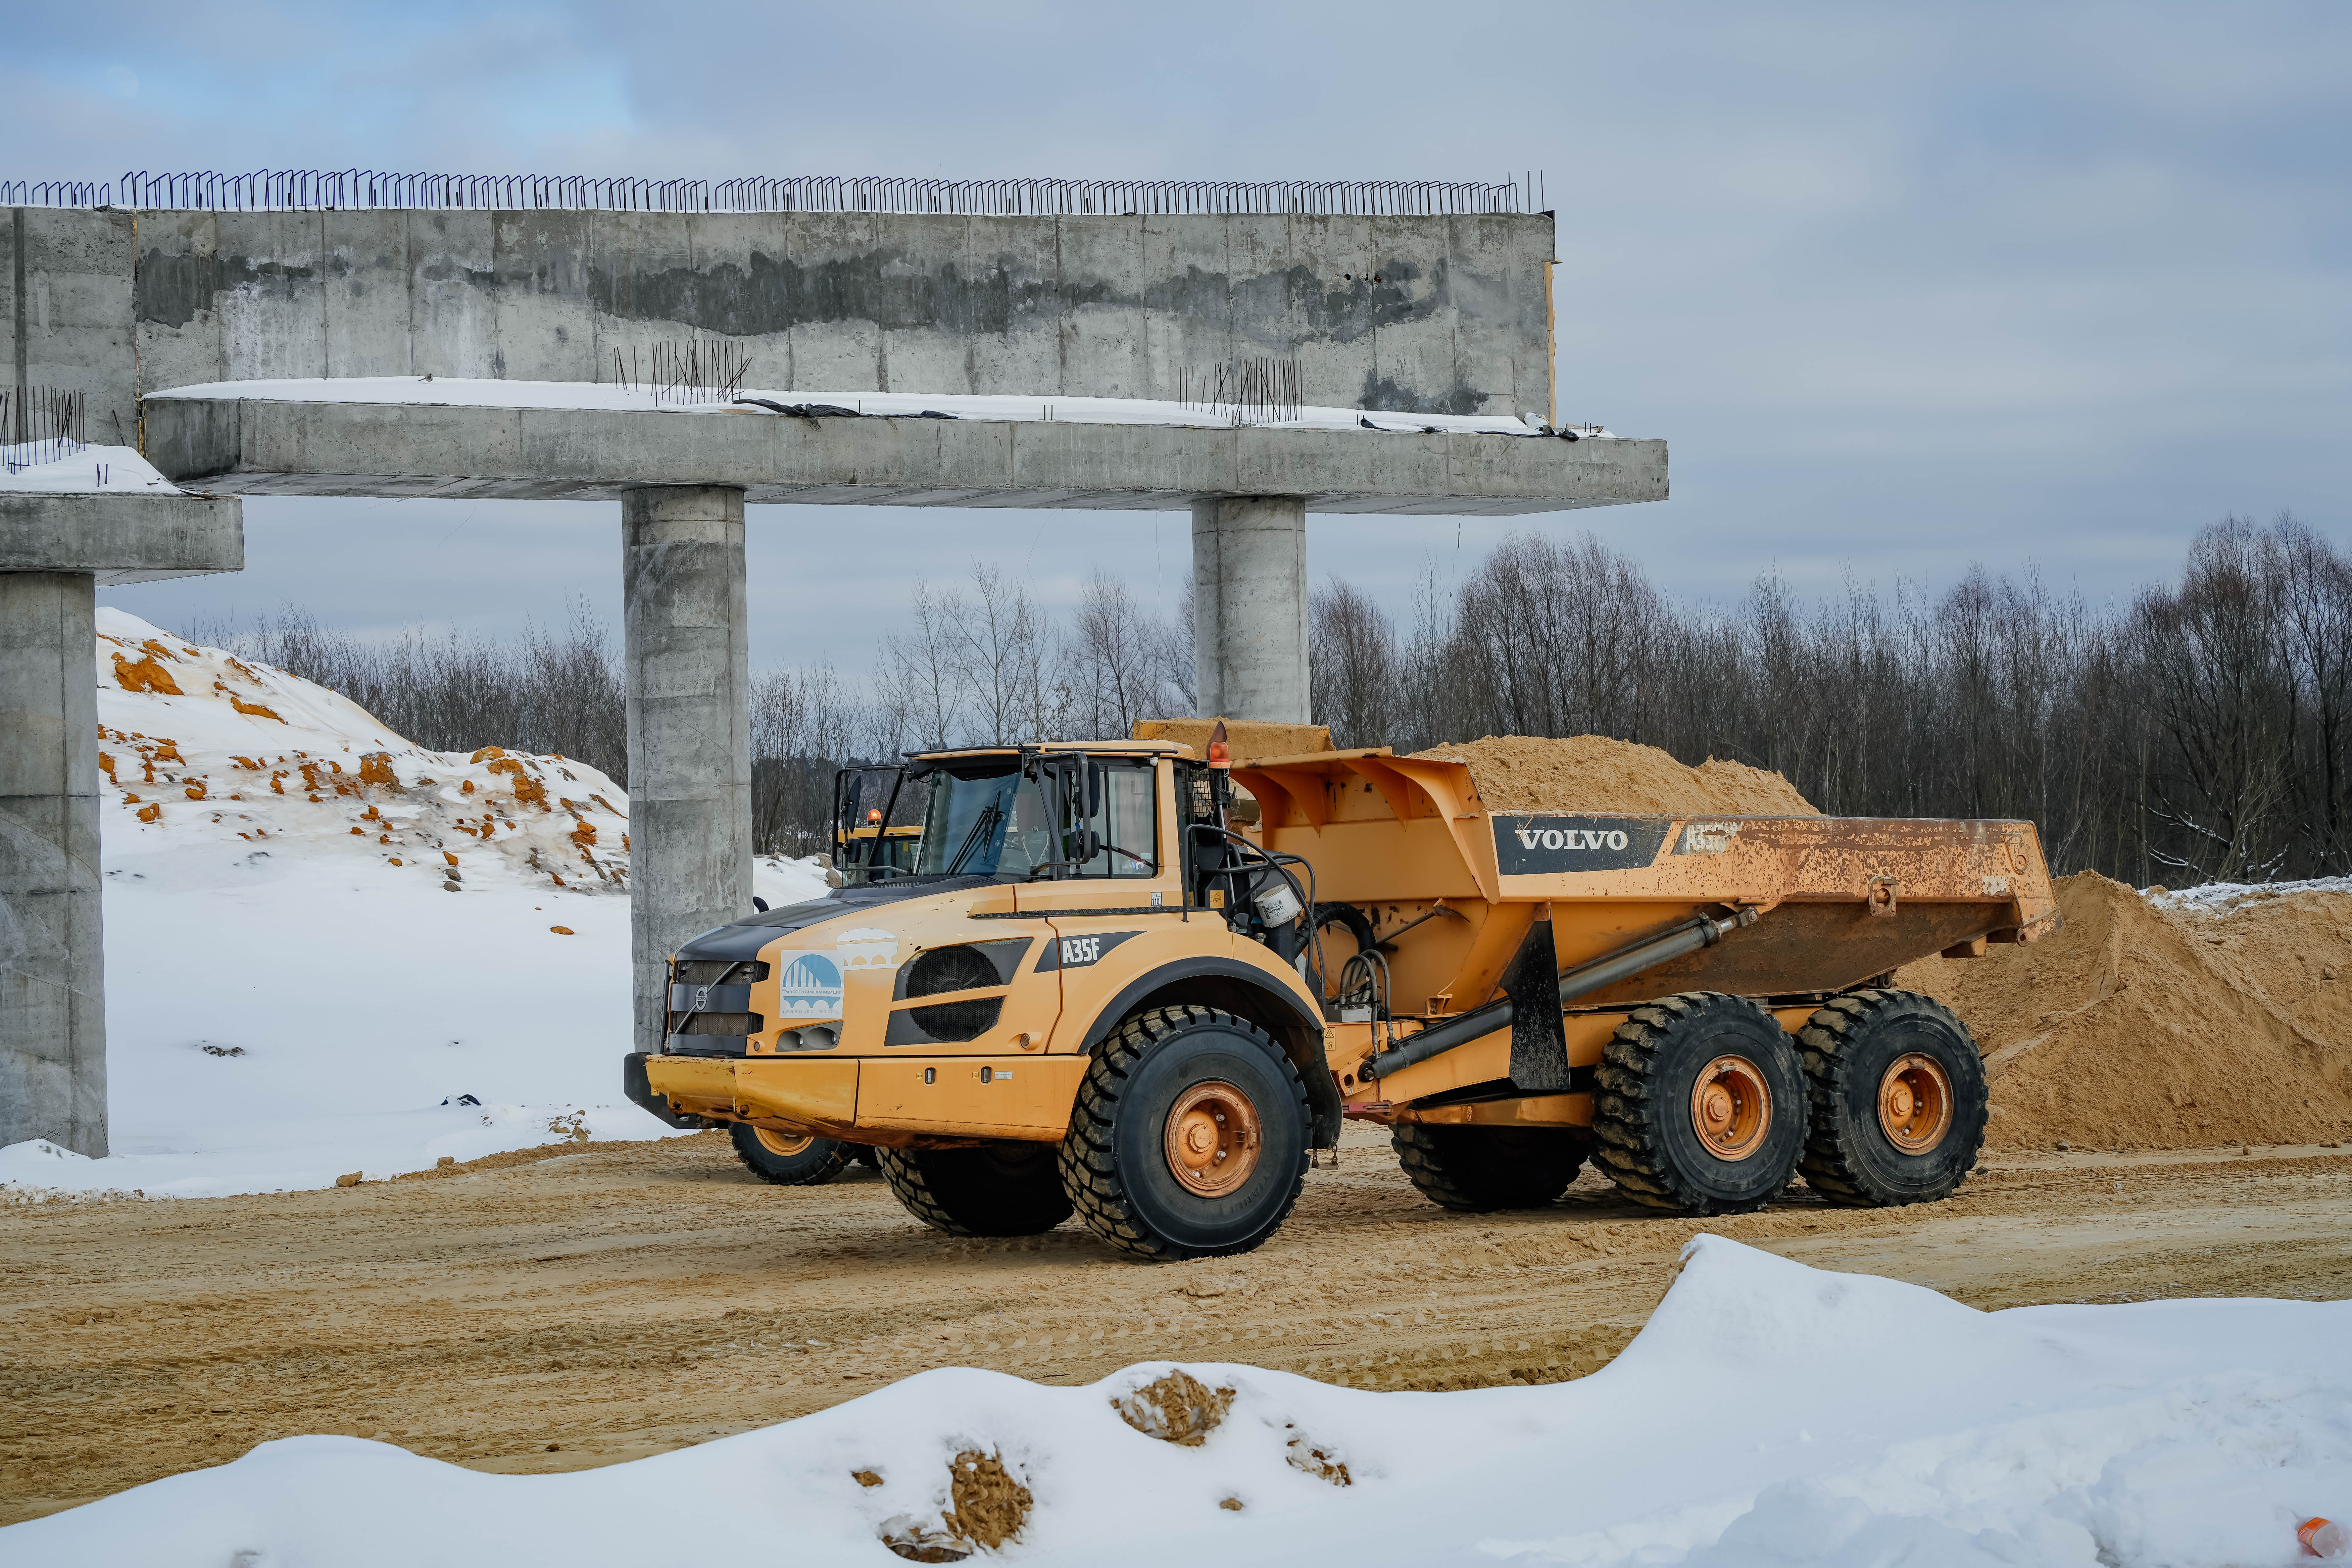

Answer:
[774,951,845,1016]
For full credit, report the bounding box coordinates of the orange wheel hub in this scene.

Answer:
[1164,1080,1262,1197]
[1877,1053,1952,1154]
[1689,1056,1771,1161]
[753,1127,817,1158]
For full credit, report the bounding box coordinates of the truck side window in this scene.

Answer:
[1071,756,1157,878]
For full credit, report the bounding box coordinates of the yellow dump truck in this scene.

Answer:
[627,724,2057,1259]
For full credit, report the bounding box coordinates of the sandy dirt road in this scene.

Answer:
[6,1126,2350,1525]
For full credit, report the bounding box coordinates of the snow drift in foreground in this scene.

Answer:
[0,610,829,1199]
[9,1237,2348,1566]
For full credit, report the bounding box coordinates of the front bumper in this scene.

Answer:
[630,1052,1086,1144]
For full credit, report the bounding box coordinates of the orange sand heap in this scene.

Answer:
[1411,734,1820,817]
[1898,872,2352,1151]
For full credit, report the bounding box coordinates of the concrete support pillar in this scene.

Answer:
[0,571,107,1156]
[622,486,752,1057]
[1190,496,1310,723]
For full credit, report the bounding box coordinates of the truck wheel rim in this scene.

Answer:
[1689,1056,1770,1161]
[1878,1054,1953,1153]
[1164,1080,1261,1197]
[754,1127,817,1158]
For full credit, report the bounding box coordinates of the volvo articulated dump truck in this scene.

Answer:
[627,724,2057,1260]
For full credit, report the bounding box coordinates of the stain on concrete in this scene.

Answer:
[593,248,1095,338]
[1359,371,1490,416]
[135,251,318,329]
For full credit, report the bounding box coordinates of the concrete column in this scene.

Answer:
[1191,496,1310,723]
[622,486,753,1056]
[0,570,107,1156]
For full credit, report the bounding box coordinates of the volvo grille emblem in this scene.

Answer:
[693,985,711,1010]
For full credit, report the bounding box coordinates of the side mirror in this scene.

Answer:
[1078,754,1100,822]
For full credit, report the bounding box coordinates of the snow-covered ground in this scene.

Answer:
[0,611,829,1199]
[7,1236,2347,1567]
[145,376,1612,439]
[0,440,186,492]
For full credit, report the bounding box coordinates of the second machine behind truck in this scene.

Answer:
[629,723,2057,1261]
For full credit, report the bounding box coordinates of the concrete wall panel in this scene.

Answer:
[20,209,139,442]
[131,210,227,413]
[494,211,598,383]
[323,209,412,378]
[406,210,498,379]
[15,204,1554,429]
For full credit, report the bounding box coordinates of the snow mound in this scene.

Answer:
[0,612,829,1198]
[8,1237,2347,1566]
[0,440,184,492]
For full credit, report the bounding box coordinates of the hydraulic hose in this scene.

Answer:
[1358,906,1760,1082]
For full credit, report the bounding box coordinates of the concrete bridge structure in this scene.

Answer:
[2,184,1668,1149]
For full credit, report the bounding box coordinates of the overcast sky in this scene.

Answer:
[8,1,2346,668]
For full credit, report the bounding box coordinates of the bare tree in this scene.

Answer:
[1309,578,1399,748]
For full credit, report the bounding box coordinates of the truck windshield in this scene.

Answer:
[913,756,1157,879]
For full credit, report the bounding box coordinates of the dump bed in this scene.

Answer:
[1231,747,2058,1015]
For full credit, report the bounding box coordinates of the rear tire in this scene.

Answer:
[1392,1124,1588,1211]
[1591,992,1806,1215]
[730,1122,855,1186]
[879,1141,1072,1237]
[1059,1005,1311,1261]
[1797,988,1987,1207]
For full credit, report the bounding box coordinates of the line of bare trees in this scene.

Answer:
[1312,514,2351,885]
[216,512,2348,886]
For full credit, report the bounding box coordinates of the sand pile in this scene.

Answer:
[1411,735,1819,817]
[1896,873,2352,1151]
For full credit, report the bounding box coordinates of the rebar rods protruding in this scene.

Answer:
[0,172,1536,216]
[1178,358,1304,426]
[1,385,86,472]
[608,337,752,407]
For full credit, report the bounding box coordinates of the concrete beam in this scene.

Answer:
[1193,498,1310,723]
[143,395,1667,517]
[1,492,245,584]
[623,486,753,1056]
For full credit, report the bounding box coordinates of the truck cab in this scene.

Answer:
[628,736,1338,1259]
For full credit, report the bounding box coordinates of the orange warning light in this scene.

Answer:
[1208,719,1231,770]
[866,808,882,824]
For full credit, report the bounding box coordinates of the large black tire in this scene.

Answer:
[1058,1005,1311,1261]
[1592,992,1807,1215]
[730,1122,856,1186]
[1391,1124,1589,1211]
[1797,988,1988,1207]
[879,1141,1072,1237]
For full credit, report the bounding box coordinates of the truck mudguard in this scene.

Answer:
[1075,956,1342,1149]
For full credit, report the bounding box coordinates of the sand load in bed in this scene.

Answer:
[1409,735,1819,817]
[1898,872,2352,1152]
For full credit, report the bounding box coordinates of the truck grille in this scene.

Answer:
[672,1011,763,1036]
[673,959,769,987]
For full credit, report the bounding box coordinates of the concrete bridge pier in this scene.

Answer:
[1,492,244,1158]
[622,485,754,1056]
[1192,496,1311,725]
[0,571,107,1156]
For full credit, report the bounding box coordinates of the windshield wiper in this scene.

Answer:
[944,803,1002,876]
